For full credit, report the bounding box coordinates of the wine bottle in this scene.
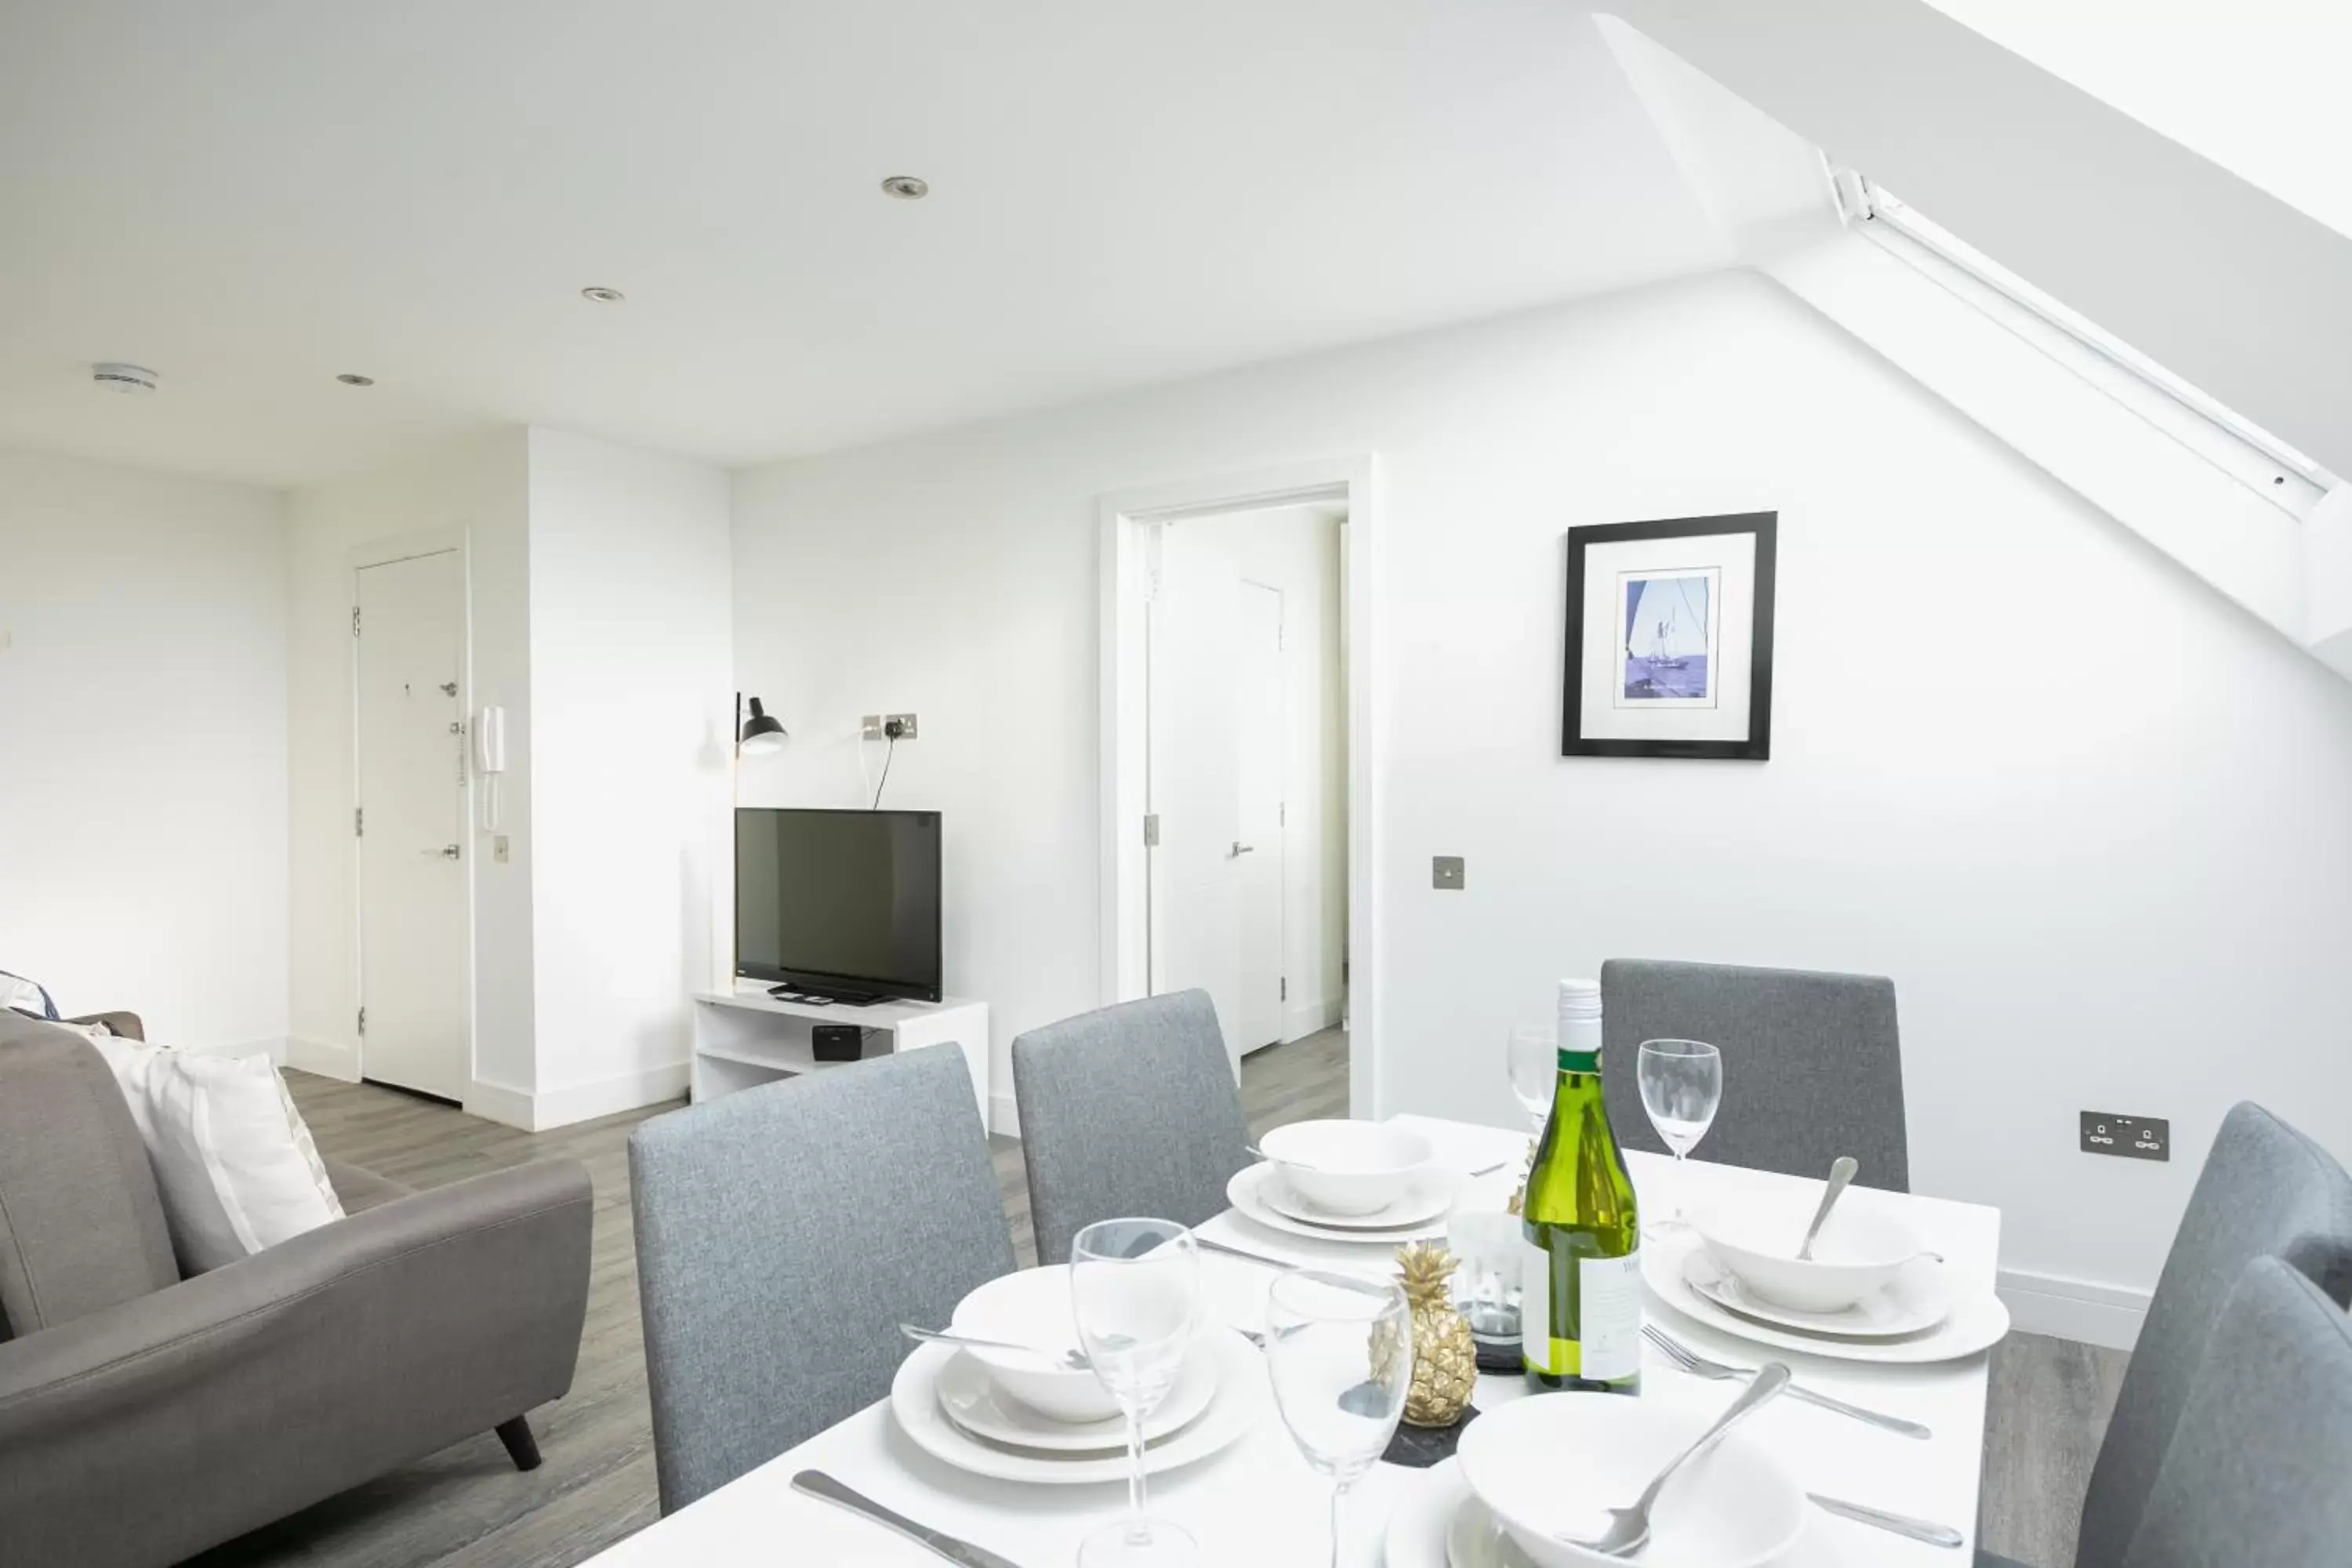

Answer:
[1522,978,1642,1393]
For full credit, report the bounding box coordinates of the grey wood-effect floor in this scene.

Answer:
[194,1029,2120,1568]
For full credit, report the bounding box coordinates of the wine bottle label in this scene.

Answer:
[1577,1251,1642,1381]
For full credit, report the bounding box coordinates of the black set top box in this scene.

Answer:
[811,1024,876,1062]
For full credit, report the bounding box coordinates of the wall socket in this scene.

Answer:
[2081,1111,2169,1161]
[862,713,920,740]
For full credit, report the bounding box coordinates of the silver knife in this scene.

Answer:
[793,1470,1027,1568]
[1808,1493,1965,1548]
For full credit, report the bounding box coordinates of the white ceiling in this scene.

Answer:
[0,1,1729,488]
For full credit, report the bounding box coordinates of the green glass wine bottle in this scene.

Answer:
[1522,978,1642,1393]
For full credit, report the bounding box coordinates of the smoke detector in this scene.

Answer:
[93,362,158,394]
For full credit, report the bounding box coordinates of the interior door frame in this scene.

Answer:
[1098,455,1378,1116]
[348,528,476,1091]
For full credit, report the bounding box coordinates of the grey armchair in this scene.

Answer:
[0,1011,593,1567]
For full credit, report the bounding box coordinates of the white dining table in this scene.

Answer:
[583,1114,2001,1566]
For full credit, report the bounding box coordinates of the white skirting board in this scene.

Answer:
[989,1092,1021,1140]
[285,1036,358,1080]
[1997,1267,2151,1351]
[1282,996,1345,1043]
[467,1062,692,1133]
[182,1035,290,1065]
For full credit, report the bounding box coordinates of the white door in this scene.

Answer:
[356,550,470,1101]
[1232,581,1286,1054]
[1148,524,1243,1064]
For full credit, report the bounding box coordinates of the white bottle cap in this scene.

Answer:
[1557,978,1602,1021]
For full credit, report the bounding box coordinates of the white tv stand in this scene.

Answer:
[689,983,991,1128]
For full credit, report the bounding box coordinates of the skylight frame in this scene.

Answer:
[1833,169,2336,519]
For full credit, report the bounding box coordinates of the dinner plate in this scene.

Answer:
[1385,1461,1534,1568]
[1644,1228,2011,1364]
[891,1327,1265,1484]
[1258,1166,1456,1231]
[935,1337,1218,1453]
[1685,1247,1952,1338]
[1227,1163,1451,1243]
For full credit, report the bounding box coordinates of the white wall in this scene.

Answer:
[525,429,731,1127]
[1184,504,1347,1042]
[732,270,2352,1334]
[285,429,535,1094]
[0,448,289,1049]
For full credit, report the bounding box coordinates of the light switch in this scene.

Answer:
[1432,855,1465,890]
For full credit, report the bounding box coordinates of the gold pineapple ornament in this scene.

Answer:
[1392,1243,1478,1427]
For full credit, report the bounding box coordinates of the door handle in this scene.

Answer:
[1229,841,1254,857]
[422,844,461,859]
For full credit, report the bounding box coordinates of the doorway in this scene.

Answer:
[1101,456,1374,1112]
[354,547,471,1102]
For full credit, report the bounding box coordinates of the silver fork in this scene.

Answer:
[1644,1324,1930,1439]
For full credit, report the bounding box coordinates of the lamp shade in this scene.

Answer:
[739,696,787,756]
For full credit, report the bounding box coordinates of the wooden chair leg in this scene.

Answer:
[495,1414,543,1472]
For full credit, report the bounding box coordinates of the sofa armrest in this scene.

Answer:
[325,1156,413,1214]
[0,1157,591,1568]
[61,1011,142,1041]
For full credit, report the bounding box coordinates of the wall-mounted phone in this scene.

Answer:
[474,706,507,830]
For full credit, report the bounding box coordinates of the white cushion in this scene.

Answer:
[84,1035,345,1273]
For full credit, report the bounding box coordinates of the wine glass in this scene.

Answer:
[1506,1025,1556,1132]
[1070,1218,1203,1567]
[1636,1038,1722,1237]
[1265,1269,1413,1568]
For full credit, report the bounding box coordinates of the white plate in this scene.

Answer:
[1644,1228,2011,1365]
[1385,1461,1537,1568]
[891,1327,1265,1484]
[1228,1163,1452,1243]
[1684,1244,1951,1338]
[1259,1166,1456,1231]
[935,1338,1218,1454]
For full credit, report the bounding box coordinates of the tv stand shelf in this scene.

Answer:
[689,985,991,1128]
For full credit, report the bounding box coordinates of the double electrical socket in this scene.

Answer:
[861,713,919,740]
[2081,1111,2169,1161]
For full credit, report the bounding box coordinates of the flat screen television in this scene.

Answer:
[734,808,944,1004]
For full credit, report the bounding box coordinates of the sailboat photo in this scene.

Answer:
[1621,574,1711,700]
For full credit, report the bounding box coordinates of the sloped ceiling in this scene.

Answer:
[1597,0,2352,481]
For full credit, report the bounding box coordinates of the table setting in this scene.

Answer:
[586,988,2009,1568]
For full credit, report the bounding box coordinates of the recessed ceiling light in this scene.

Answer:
[93,362,158,394]
[580,285,626,303]
[336,372,376,387]
[880,175,929,201]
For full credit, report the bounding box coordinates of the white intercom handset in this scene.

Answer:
[474,706,507,829]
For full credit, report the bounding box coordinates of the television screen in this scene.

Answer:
[735,808,943,1002]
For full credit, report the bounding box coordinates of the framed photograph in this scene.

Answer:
[1563,511,1777,760]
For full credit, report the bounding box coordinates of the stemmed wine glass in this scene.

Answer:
[1265,1269,1413,1568]
[1506,1025,1557,1132]
[1636,1038,1722,1237]
[1069,1218,1203,1567]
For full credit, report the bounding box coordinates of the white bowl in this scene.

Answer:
[1691,1190,1926,1314]
[1456,1392,1806,1568]
[949,1266,1120,1424]
[1255,1120,1435,1217]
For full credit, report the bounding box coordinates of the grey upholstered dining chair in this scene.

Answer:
[2117,1255,2352,1568]
[1012,989,1252,1265]
[1601,958,1909,1191]
[628,1045,1015,1513]
[2038,1100,2352,1568]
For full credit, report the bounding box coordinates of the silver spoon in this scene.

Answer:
[896,1324,1091,1371]
[1797,1156,1859,1261]
[1555,1363,1791,1557]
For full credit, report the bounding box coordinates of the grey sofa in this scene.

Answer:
[0,1010,594,1566]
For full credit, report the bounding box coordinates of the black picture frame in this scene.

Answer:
[1562,510,1777,760]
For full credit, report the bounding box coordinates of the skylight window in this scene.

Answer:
[1830,169,2336,518]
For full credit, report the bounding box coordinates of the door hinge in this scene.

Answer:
[1143,813,1160,847]
[357,1007,366,1035]
[1279,802,1286,827]
[354,806,364,837]
[351,606,361,637]
[1280,977,1287,1001]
